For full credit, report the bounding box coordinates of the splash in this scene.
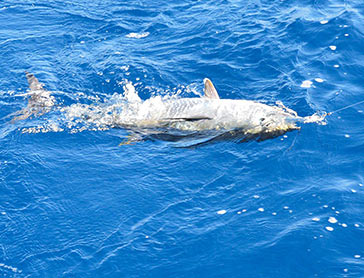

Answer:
[18,81,184,134]
[303,112,327,125]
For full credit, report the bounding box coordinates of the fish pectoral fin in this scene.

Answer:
[203,78,220,99]
[118,133,143,146]
[162,116,212,122]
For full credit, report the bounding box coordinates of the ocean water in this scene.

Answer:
[1,0,364,277]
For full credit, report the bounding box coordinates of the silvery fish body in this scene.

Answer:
[113,78,308,141]
[118,97,300,136]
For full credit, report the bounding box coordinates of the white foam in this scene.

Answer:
[217,209,227,215]
[126,32,150,39]
[0,263,19,273]
[120,66,129,72]
[300,80,312,88]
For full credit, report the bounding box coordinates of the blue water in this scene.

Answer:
[1,0,364,277]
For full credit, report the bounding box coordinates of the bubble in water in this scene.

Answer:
[328,217,337,224]
[300,80,312,88]
[314,78,324,83]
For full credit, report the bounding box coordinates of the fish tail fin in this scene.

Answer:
[25,71,45,91]
[11,72,55,123]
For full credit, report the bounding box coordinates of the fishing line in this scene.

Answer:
[326,99,364,116]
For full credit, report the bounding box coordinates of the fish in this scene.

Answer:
[113,78,324,144]
[15,73,324,145]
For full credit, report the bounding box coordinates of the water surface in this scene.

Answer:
[1,0,364,277]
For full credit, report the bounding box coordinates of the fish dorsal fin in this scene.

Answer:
[203,78,220,99]
[25,71,44,91]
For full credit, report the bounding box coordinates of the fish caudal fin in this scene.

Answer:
[11,72,55,123]
[203,78,220,99]
[25,71,45,91]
